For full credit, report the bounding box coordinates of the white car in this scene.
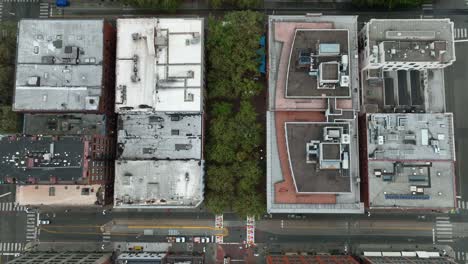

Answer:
[40,219,50,225]
[175,237,186,243]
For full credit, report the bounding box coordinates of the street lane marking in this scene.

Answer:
[128,225,229,236]
[0,202,24,211]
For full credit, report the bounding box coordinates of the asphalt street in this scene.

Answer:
[1,0,468,263]
[445,41,468,202]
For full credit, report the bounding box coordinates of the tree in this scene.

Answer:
[122,0,181,11]
[0,106,20,133]
[206,165,236,193]
[206,143,237,164]
[232,192,265,217]
[211,102,233,118]
[352,0,422,8]
[205,192,232,215]
[235,101,263,152]
[207,11,265,100]
[204,12,266,216]
[0,66,14,105]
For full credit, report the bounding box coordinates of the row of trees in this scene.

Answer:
[121,0,423,13]
[0,22,20,133]
[209,0,261,9]
[121,0,181,11]
[352,0,423,8]
[205,11,266,217]
[121,0,261,11]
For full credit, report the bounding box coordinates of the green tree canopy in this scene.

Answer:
[121,0,181,11]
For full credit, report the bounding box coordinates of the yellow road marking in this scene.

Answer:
[46,225,101,228]
[127,225,229,236]
[39,226,135,236]
[39,224,229,236]
[278,225,432,231]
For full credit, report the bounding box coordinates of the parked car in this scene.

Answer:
[175,236,186,243]
[40,219,50,225]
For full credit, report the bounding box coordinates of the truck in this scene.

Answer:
[56,0,69,7]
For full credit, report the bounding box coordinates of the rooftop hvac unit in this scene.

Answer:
[191,32,201,45]
[341,134,350,144]
[132,33,141,41]
[184,92,194,102]
[340,75,350,87]
[341,55,348,71]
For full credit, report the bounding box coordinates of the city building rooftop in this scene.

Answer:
[360,68,447,113]
[363,19,455,66]
[16,184,104,206]
[23,114,106,136]
[114,160,203,208]
[117,112,202,160]
[362,251,457,264]
[366,113,455,161]
[365,113,456,209]
[14,19,105,112]
[266,15,363,214]
[115,18,204,113]
[268,15,359,111]
[0,135,85,184]
[287,29,351,98]
[267,255,359,264]
[285,122,352,193]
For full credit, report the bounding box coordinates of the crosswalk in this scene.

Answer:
[457,199,468,210]
[455,28,468,40]
[0,3,3,22]
[422,3,433,11]
[0,0,39,2]
[39,2,48,18]
[215,214,223,243]
[434,216,453,243]
[246,216,255,246]
[0,243,23,256]
[455,251,468,263]
[421,3,433,18]
[26,212,37,241]
[0,202,26,212]
[51,6,63,17]
[102,232,111,243]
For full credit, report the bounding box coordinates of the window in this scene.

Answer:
[49,187,55,196]
[171,129,180,136]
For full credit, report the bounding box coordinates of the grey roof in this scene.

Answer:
[114,160,204,208]
[366,113,455,161]
[0,135,85,184]
[364,256,457,264]
[14,19,104,112]
[366,19,455,64]
[23,114,106,136]
[366,113,456,209]
[285,122,351,193]
[117,112,202,160]
[287,30,350,98]
[117,252,165,264]
[367,160,456,209]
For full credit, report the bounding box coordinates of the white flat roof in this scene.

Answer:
[115,18,204,113]
[114,160,204,208]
